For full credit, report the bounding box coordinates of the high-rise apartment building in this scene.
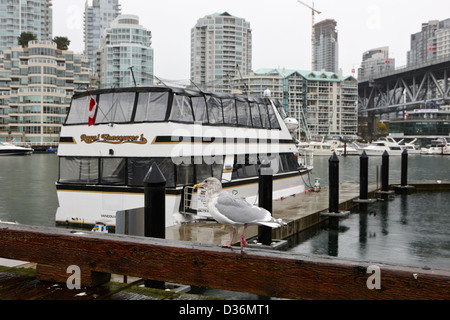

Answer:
[0,41,98,143]
[358,46,395,80]
[407,18,450,66]
[233,68,358,140]
[84,0,121,73]
[96,14,153,89]
[313,19,338,73]
[191,12,252,92]
[0,0,53,52]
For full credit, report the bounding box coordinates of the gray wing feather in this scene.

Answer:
[214,191,272,224]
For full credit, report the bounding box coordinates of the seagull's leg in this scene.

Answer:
[240,224,248,250]
[221,227,236,248]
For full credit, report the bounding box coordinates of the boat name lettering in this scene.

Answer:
[80,134,148,145]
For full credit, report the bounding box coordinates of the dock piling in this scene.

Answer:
[143,162,166,289]
[401,149,408,187]
[328,153,340,228]
[258,160,273,245]
[360,151,369,200]
[144,162,166,239]
[329,152,340,214]
[393,149,415,194]
[321,153,350,225]
[381,150,389,192]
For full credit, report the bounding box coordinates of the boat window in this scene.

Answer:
[273,99,287,119]
[59,157,99,184]
[206,95,224,124]
[176,159,195,186]
[65,95,91,125]
[191,96,208,124]
[258,103,271,129]
[278,153,299,173]
[101,158,126,185]
[249,101,262,128]
[195,157,214,183]
[134,91,169,122]
[222,98,237,125]
[267,103,280,129]
[128,158,175,187]
[95,92,136,124]
[170,94,194,123]
[212,162,224,180]
[232,154,259,179]
[236,99,252,127]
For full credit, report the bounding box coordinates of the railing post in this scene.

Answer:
[143,162,166,288]
[258,160,273,245]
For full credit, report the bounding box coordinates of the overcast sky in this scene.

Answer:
[52,0,450,79]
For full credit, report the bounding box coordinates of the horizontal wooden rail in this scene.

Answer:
[0,223,449,300]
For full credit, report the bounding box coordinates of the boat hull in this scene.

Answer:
[55,171,309,230]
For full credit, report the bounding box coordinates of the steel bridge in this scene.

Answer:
[358,54,450,115]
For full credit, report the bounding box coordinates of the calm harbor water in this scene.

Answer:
[0,153,449,271]
[289,154,450,270]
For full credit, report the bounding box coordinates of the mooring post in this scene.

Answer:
[258,160,273,245]
[144,162,166,239]
[329,152,340,214]
[143,162,166,288]
[381,150,390,192]
[360,151,369,200]
[401,149,408,187]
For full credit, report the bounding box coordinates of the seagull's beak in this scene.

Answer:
[194,183,204,189]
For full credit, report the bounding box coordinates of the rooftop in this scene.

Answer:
[253,68,356,82]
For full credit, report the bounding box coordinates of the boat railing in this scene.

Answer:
[298,149,314,170]
[181,186,200,216]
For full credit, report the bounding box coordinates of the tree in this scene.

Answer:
[53,36,71,51]
[17,32,37,48]
[377,122,388,136]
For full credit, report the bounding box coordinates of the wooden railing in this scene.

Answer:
[0,223,449,300]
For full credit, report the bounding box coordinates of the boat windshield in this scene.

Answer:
[64,87,282,130]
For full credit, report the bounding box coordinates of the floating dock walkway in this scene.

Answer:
[167,181,380,246]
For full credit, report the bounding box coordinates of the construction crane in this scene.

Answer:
[297,0,321,70]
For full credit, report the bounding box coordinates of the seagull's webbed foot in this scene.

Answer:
[239,224,248,251]
[240,237,248,249]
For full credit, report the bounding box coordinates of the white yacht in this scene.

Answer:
[0,142,33,156]
[298,138,339,156]
[55,86,312,230]
[399,139,421,155]
[356,137,408,156]
[335,142,360,156]
[421,138,450,155]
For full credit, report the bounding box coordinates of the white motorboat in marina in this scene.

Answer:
[298,138,341,156]
[356,137,413,156]
[55,86,313,230]
[335,142,360,156]
[0,142,33,156]
[420,138,450,155]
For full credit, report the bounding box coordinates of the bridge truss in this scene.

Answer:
[358,55,450,115]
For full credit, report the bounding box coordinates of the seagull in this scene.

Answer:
[194,177,286,251]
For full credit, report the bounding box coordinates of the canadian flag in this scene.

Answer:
[87,91,97,126]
